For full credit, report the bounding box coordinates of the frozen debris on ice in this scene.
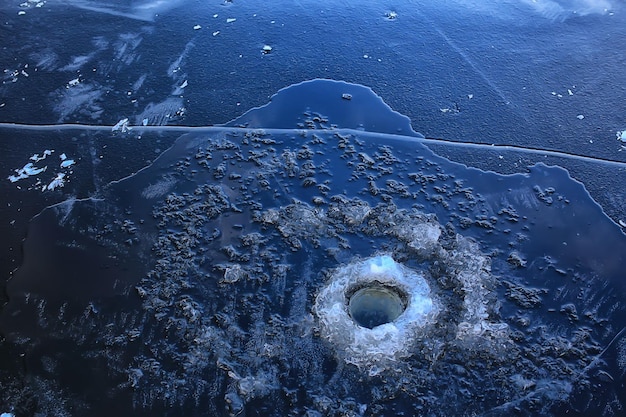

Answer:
[440,104,460,114]
[262,45,272,54]
[551,86,576,98]
[385,11,398,20]
[8,163,46,182]
[67,78,80,88]
[341,93,352,100]
[617,130,626,143]
[8,150,54,182]
[179,80,188,89]
[142,118,149,126]
[112,118,131,132]
[20,0,45,8]
[8,149,75,192]
[59,153,75,168]
[45,173,65,191]
[30,149,53,162]
[3,66,30,83]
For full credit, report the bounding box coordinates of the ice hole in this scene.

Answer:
[348,284,407,329]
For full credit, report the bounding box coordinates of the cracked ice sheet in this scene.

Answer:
[1,80,625,417]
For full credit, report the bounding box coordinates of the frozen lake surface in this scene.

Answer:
[1,1,626,416]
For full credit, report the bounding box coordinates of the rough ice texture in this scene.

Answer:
[314,255,436,374]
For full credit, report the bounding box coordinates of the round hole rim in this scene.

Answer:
[346,282,409,329]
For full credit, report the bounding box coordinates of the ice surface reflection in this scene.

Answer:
[1,80,625,416]
[447,0,617,20]
[53,0,186,21]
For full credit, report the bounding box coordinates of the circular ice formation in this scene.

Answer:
[314,255,437,373]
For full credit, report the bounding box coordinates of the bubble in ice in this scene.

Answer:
[1,80,626,416]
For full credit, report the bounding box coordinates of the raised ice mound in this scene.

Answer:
[314,255,436,374]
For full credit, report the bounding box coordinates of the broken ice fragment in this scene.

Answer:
[262,45,272,54]
[617,130,626,143]
[8,163,47,182]
[45,173,65,191]
[226,18,236,23]
[67,78,80,87]
[386,11,398,19]
[193,25,201,30]
[576,114,584,120]
[30,150,53,162]
[112,118,131,132]
[60,159,75,168]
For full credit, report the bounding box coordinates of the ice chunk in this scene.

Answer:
[385,11,398,19]
[112,118,131,132]
[30,150,53,162]
[617,130,626,143]
[8,162,47,182]
[45,173,65,191]
[367,255,399,275]
[60,153,76,169]
[193,24,201,30]
[226,18,236,23]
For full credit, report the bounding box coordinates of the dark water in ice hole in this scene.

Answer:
[1,80,625,416]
